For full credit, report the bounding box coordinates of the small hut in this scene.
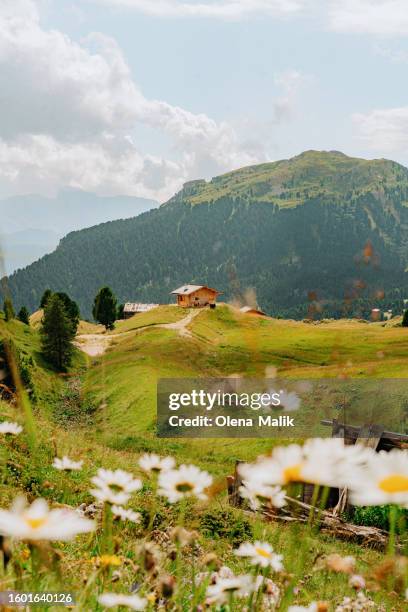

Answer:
[240,306,267,317]
[171,285,222,308]
[123,303,158,319]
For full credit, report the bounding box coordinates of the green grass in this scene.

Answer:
[1,309,408,609]
[78,305,408,472]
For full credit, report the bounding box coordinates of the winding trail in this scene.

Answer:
[74,309,202,357]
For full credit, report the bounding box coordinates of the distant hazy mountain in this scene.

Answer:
[0,229,59,275]
[0,190,157,273]
[5,151,408,319]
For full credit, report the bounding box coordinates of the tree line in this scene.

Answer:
[3,282,408,374]
[2,286,121,372]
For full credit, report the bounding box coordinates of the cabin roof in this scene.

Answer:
[240,306,266,315]
[171,284,221,296]
[123,303,158,313]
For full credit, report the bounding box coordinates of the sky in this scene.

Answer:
[1,0,408,203]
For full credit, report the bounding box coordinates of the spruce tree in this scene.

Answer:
[41,294,75,370]
[3,297,15,321]
[93,287,117,330]
[40,289,52,309]
[403,309,408,328]
[54,292,80,333]
[17,306,30,325]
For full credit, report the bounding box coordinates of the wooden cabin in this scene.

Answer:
[171,285,222,308]
[240,306,267,317]
[123,303,158,319]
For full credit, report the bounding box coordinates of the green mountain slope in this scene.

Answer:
[3,151,408,319]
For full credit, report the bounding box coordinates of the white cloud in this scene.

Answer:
[272,70,311,122]
[353,106,408,152]
[0,0,263,200]
[90,0,306,19]
[329,0,408,36]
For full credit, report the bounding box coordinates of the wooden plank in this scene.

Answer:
[333,424,383,516]
[230,460,244,508]
[321,420,408,443]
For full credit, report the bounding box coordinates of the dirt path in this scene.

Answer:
[75,309,203,357]
[160,308,202,338]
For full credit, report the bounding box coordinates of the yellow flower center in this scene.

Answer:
[25,517,47,529]
[378,474,408,493]
[283,463,303,483]
[255,547,272,559]
[176,481,194,493]
[99,555,122,567]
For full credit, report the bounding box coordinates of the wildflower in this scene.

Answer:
[138,453,175,473]
[349,574,366,590]
[111,505,141,523]
[0,496,94,541]
[235,541,283,571]
[170,526,198,546]
[335,593,375,611]
[98,593,147,610]
[90,469,142,505]
[98,555,122,568]
[52,456,83,471]
[260,578,281,609]
[206,575,255,605]
[159,575,175,599]
[347,449,408,507]
[289,604,326,612]
[158,464,212,503]
[239,481,286,510]
[0,421,22,435]
[239,439,371,489]
[324,553,355,574]
[137,541,161,572]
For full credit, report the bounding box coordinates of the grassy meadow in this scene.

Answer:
[1,306,408,610]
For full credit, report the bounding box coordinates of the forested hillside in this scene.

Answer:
[4,151,408,319]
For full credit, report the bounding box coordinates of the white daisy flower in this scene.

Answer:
[235,541,283,571]
[239,445,306,486]
[239,481,286,510]
[0,496,94,541]
[111,505,141,523]
[302,438,372,488]
[158,464,212,503]
[138,453,175,473]
[206,575,255,605]
[0,421,23,435]
[90,469,142,505]
[98,593,147,610]
[52,456,83,471]
[347,449,408,507]
[239,439,371,489]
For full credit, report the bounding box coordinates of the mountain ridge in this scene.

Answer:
[3,151,408,319]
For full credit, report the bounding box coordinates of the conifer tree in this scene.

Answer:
[17,306,30,325]
[93,287,117,330]
[402,309,408,328]
[40,289,52,309]
[41,294,75,370]
[3,297,15,321]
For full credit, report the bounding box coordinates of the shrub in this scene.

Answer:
[200,508,252,546]
[351,505,408,532]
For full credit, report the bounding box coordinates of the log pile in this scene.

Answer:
[227,464,405,552]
